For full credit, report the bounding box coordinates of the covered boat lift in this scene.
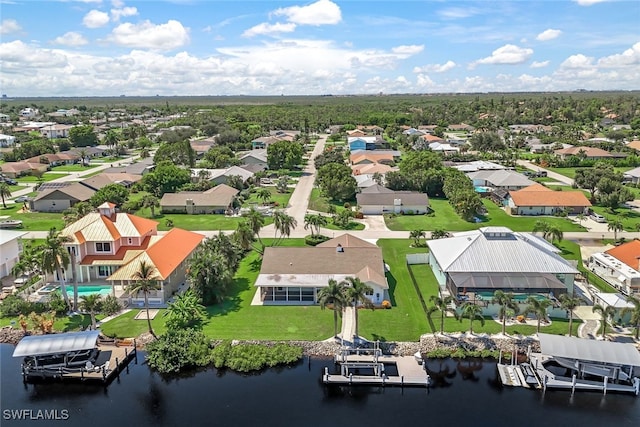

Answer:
[531,333,640,395]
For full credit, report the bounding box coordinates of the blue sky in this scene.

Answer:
[0,0,638,96]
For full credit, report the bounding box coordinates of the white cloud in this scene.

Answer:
[437,7,481,19]
[273,0,341,26]
[52,31,88,46]
[111,0,123,7]
[560,54,594,69]
[0,40,69,72]
[474,44,533,66]
[530,60,550,68]
[83,10,110,28]
[0,19,21,35]
[111,6,138,21]
[242,22,297,38]
[413,60,456,73]
[536,29,562,41]
[597,42,640,67]
[391,45,424,56]
[108,20,190,50]
[573,0,609,5]
[416,74,435,87]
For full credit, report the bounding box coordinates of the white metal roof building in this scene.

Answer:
[13,331,100,358]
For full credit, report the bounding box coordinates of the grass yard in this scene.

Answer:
[547,166,633,180]
[385,198,586,232]
[50,164,99,172]
[243,186,293,209]
[556,239,616,293]
[16,172,62,183]
[6,207,65,230]
[324,221,365,231]
[308,188,354,213]
[589,205,640,231]
[0,314,99,332]
[134,208,273,231]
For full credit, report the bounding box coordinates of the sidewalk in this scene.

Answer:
[338,306,356,345]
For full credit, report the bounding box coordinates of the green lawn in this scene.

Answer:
[135,208,273,231]
[324,221,365,231]
[308,188,354,213]
[16,172,62,183]
[5,207,65,230]
[589,205,640,231]
[50,164,99,172]
[547,166,633,180]
[243,186,293,209]
[0,314,99,332]
[385,198,586,232]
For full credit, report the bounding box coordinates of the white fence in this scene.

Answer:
[406,253,429,265]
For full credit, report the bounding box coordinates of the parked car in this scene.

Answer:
[590,213,607,223]
[14,195,30,203]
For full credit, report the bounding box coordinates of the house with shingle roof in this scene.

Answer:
[623,166,640,184]
[0,161,48,178]
[356,186,429,215]
[587,240,640,296]
[160,184,239,214]
[31,183,96,212]
[554,146,615,160]
[57,203,204,305]
[254,234,388,305]
[467,169,535,191]
[507,183,592,215]
[427,227,578,315]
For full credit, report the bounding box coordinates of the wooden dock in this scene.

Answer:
[22,341,137,384]
[323,355,431,387]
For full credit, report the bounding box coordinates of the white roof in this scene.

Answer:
[590,252,640,279]
[13,331,100,357]
[538,333,640,367]
[426,228,577,274]
[467,169,535,187]
[623,166,640,178]
[452,160,506,172]
[594,292,635,309]
[0,230,28,246]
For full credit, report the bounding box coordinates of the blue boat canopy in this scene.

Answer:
[13,331,101,358]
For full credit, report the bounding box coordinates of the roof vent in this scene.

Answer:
[336,244,344,253]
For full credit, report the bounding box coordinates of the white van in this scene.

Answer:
[590,213,606,223]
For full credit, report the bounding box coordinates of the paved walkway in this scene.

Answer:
[338,306,357,345]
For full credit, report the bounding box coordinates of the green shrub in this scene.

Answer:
[212,341,303,372]
[0,295,48,317]
[48,291,68,315]
[425,348,451,358]
[146,328,214,374]
[101,295,122,316]
[305,234,330,246]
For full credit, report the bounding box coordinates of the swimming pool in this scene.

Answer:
[67,285,113,297]
[474,186,493,193]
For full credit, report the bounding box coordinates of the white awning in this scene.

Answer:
[538,333,640,367]
[13,331,100,358]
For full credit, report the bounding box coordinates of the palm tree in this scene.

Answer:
[524,297,552,334]
[621,295,640,340]
[272,210,297,244]
[559,293,582,337]
[256,188,272,205]
[327,204,337,216]
[141,194,160,218]
[458,302,485,334]
[427,295,455,335]
[164,289,206,330]
[79,294,103,330]
[103,130,120,149]
[317,279,348,338]
[491,291,519,335]
[304,213,327,237]
[592,304,616,339]
[233,221,256,251]
[409,229,426,247]
[128,260,161,338]
[544,225,563,244]
[41,228,72,310]
[533,220,549,236]
[0,182,11,208]
[76,148,89,166]
[430,229,450,240]
[576,213,585,227]
[607,219,624,241]
[343,277,374,340]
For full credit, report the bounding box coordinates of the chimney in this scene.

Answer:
[336,244,344,253]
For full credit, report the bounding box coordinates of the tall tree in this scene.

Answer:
[41,228,72,310]
[257,188,272,205]
[427,295,455,335]
[458,302,485,334]
[141,194,160,218]
[592,304,616,339]
[607,219,624,241]
[317,279,348,338]
[343,276,374,340]
[524,297,552,334]
[559,293,582,337]
[491,291,519,335]
[272,210,297,244]
[0,182,11,208]
[621,295,640,340]
[129,260,161,338]
[79,294,103,330]
[304,213,327,237]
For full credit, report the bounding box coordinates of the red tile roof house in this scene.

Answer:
[254,234,388,306]
[507,183,592,215]
[56,203,204,306]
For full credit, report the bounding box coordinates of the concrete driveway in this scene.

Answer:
[357,214,389,232]
[516,159,574,186]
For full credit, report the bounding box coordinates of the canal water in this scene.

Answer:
[1,344,639,426]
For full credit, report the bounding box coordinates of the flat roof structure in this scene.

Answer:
[538,333,640,367]
[13,330,100,358]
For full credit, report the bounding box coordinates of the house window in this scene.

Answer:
[96,242,111,252]
[366,288,373,296]
[98,266,110,277]
[128,238,132,244]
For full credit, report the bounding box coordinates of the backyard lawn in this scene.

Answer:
[556,239,616,293]
[243,186,293,209]
[50,164,99,172]
[134,208,274,231]
[547,166,633,180]
[384,198,586,232]
[308,188,354,213]
[5,207,65,230]
[16,172,63,183]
